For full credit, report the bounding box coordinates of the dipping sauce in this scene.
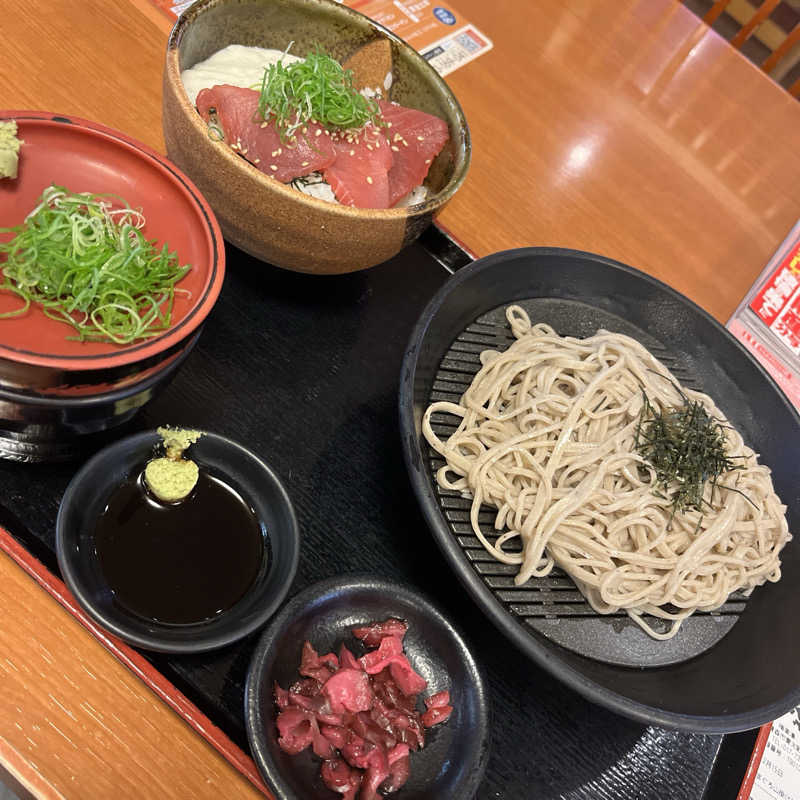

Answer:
[94,468,264,624]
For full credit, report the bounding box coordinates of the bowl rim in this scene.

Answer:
[244,572,491,799]
[0,110,226,372]
[164,0,471,218]
[55,429,300,653]
[0,331,200,407]
[398,245,800,734]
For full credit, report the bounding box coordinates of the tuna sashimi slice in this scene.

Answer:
[195,85,336,182]
[323,124,393,208]
[378,100,449,207]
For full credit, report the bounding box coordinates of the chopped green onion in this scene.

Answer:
[0,185,190,344]
[257,46,381,140]
[207,122,225,141]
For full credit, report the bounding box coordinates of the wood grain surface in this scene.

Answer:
[1,0,169,152]
[0,539,265,799]
[0,0,799,796]
[438,0,800,322]
[3,0,799,323]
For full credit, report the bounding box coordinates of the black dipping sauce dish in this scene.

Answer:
[245,575,491,800]
[56,430,300,653]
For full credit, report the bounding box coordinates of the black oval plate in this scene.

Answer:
[399,247,800,732]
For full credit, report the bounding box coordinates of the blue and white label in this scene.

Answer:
[433,7,456,25]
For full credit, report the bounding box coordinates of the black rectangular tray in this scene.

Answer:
[0,228,757,799]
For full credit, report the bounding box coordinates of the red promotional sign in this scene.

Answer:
[728,220,800,410]
[749,239,800,328]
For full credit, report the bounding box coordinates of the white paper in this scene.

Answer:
[750,708,800,800]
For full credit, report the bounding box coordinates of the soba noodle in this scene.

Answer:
[422,306,791,639]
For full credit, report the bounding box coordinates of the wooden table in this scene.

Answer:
[1,0,799,796]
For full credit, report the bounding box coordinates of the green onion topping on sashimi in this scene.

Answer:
[257,47,381,140]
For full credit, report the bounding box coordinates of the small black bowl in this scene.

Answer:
[56,430,300,653]
[245,575,490,800]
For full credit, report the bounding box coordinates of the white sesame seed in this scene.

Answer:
[254,158,261,164]
[366,144,373,151]
[349,149,355,156]
[271,150,279,157]
[375,139,381,148]
[301,161,309,167]
[391,145,399,152]
[386,122,392,128]
[315,129,322,137]
[417,136,425,141]
[366,176,373,185]
[302,127,308,134]
[270,165,278,171]
[403,140,409,147]
[425,159,431,164]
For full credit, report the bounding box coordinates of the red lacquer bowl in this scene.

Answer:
[0,111,225,460]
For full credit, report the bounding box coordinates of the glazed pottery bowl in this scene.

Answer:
[162,0,470,274]
[56,430,300,653]
[245,574,490,799]
[0,111,225,461]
